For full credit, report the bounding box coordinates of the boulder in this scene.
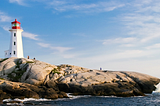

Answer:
[21,60,56,85]
[0,58,57,85]
[0,57,16,76]
[46,79,59,91]
[58,91,68,98]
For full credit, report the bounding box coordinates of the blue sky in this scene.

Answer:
[0,0,160,77]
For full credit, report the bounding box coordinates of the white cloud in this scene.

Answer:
[133,0,160,13]
[120,44,135,47]
[47,1,125,13]
[141,34,160,43]
[120,1,160,45]
[9,0,26,6]
[2,26,10,31]
[76,49,154,69]
[2,25,40,41]
[0,11,12,22]
[37,42,50,48]
[103,50,148,61]
[146,43,160,49]
[22,32,39,40]
[102,37,137,46]
[109,50,147,60]
[37,42,73,54]
[51,46,72,53]
[49,0,67,6]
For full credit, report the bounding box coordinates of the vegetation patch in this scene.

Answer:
[66,65,70,67]
[7,59,27,82]
[0,77,5,80]
[52,68,61,74]
[57,66,61,71]
[26,61,34,63]
[7,68,26,82]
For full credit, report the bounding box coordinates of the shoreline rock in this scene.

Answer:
[56,70,160,97]
[0,57,159,101]
[0,79,68,101]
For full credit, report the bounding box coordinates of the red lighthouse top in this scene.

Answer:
[11,19,21,29]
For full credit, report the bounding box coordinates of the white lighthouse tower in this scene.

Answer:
[5,19,24,58]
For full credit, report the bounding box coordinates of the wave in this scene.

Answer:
[3,98,52,102]
[152,82,160,95]
[3,98,53,105]
[2,93,92,105]
[66,93,91,99]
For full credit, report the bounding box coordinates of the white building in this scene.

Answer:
[5,19,24,58]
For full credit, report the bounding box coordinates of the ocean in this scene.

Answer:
[3,83,160,106]
[2,94,160,106]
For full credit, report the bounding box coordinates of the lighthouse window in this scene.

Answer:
[14,33,16,37]
[14,51,16,55]
[14,42,16,45]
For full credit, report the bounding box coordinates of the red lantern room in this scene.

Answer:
[11,19,21,29]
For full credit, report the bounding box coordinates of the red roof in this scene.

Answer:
[11,19,21,24]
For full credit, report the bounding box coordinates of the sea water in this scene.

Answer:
[3,83,160,106]
[3,95,160,106]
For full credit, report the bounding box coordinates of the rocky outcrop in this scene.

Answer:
[0,79,68,101]
[0,58,90,85]
[57,70,160,96]
[0,58,57,85]
[0,57,159,97]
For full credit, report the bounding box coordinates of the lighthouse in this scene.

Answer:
[5,19,24,58]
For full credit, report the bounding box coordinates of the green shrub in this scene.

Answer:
[52,68,61,74]
[7,69,26,82]
[0,77,4,80]
[7,61,26,82]
[57,66,61,71]
[26,61,34,63]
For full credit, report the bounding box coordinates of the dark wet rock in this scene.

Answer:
[58,91,68,98]
[44,93,58,99]
[0,90,11,100]
[57,77,159,97]
[0,79,68,101]
[46,80,59,91]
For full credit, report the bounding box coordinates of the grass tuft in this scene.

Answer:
[52,68,61,74]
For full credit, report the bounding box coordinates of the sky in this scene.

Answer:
[0,0,160,78]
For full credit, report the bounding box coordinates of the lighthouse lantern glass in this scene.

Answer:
[12,23,19,27]
[16,23,20,26]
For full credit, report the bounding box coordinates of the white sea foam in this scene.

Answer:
[3,93,91,104]
[3,98,53,106]
[66,93,91,100]
[152,82,160,95]
[3,98,52,102]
